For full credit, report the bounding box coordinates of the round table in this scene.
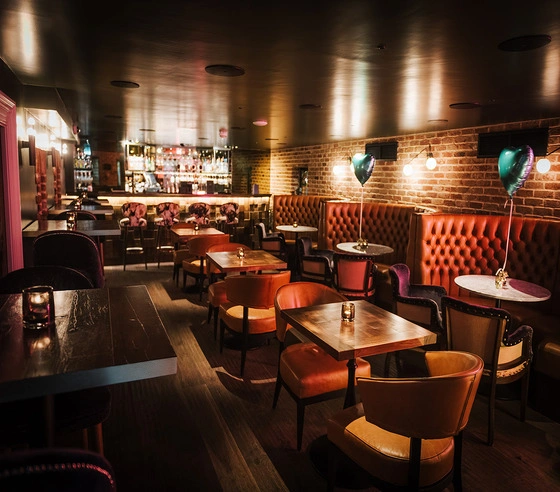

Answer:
[276,224,318,239]
[454,274,551,307]
[335,242,394,257]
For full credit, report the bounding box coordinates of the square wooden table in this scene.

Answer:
[22,219,121,238]
[206,249,287,274]
[280,300,437,408]
[169,225,224,248]
[0,285,177,445]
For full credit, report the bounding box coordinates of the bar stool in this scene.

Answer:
[154,202,180,268]
[119,202,148,270]
[187,202,210,224]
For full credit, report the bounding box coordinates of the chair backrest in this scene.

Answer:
[55,211,97,221]
[261,235,288,261]
[300,255,333,285]
[225,270,291,310]
[296,236,313,257]
[0,266,94,294]
[275,281,347,343]
[0,447,116,491]
[389,263,444,331]
[219,202,239,224]
[32,230,105,288]
[156,202,181,226]
[188,202,210,224]
[121,202,147,227]
[188,234,230,258]
[358,351,483,439]
[333,252,376,299]
[255,222,267,243]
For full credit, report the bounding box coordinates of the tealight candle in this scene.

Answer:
[293,222,298,228]
[22,286,54,329]
[341,302,355,321]
[194,223,200,231]
[66,211,77,230]
[237,247,245,259]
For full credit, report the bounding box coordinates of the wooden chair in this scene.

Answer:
[441,295,533,446]
[327,351,483,491]
[219,271,291,377]
[182,234,230,300]
[154,202,180,267]
[119,202,148,270]
[273,281,371,450]
[332,252,376,301]
[386,263,447,375]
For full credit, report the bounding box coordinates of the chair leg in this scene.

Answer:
[296,401,305,451]
[520,370,530,422]
[213,307,219,341]
[219,320,225,354]
[240,309,248,377]
[273,371,283,408]
[122,227,128,271]
[488,381,497,446]
[452,432,464,492]
[140,227,147,269]
[207,303,213,324]
[156,226,162,268]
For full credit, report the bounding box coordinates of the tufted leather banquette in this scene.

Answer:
[407,213,560,419]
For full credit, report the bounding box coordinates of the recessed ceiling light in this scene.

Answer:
[449,102,481,110]
[110,80,140,89]
[198,137,208,140]
[139,128,155,132]
[230,126,246,130]
[299,104,322,110]
[498,34,551,52]
[253,119,268,127]
[428,119,448,123]
[265,138,278,141]
[205,65,245,77]
[104,114,122,119]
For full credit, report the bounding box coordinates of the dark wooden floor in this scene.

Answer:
[94,261,560,492]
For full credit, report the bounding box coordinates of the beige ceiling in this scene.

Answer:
[1,1,559,152]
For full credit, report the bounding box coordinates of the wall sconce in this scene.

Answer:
[536,145,560,174]
[403,144,437,175]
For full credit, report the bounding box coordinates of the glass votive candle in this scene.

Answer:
[236,247,245,259]
[22,286,55,329]
[66,211,77,230]
[341,301,355,322]
[194,222,200,231]
[293,221,298,228]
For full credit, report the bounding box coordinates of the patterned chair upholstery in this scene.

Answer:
[219,202,239,224]
[154,202,181,267]
[119,202,148,270]
[187,202,210,224]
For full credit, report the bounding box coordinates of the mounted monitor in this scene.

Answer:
[365,141,398,161]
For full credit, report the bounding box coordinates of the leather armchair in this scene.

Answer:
[219,271,291,376]
[332,252,376,301]
[274,281,371,450]
[327,351,483,491]
[441,295,533,446]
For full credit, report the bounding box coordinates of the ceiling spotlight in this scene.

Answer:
[252,119,268,127]
[449,102,481,110]
[205,65,245,77]
[110,80,140,89]
[498,34,551,52]
[299,104,322,110]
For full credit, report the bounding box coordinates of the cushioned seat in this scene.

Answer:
[273,281,371,450]
[327,351,483,491]
[219,271,291,376]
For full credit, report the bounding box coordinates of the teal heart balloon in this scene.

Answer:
[498,145,534,198]
[352,153,375,186]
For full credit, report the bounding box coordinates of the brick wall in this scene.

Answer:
[232,149,271,194]
[269,118,560,220]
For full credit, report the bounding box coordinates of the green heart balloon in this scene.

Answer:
[498,146,534,198]
[352,153,375,186]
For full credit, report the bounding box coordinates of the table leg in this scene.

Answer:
[43,394,55,447]
[344,358,357,408]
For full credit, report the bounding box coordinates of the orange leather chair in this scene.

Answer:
[441,296,533,446]
[327,351,483,491]
[274,282,371,450]
[206,242,251,340]
[182,234,230,299]
[332,252,377,301]
[219,271,291,376]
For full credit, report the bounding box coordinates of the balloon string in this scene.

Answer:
[359,186,364,239]
[503,198,514,270]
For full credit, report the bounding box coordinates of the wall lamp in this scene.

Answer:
[403,144,437,175]
[536,145,560,174]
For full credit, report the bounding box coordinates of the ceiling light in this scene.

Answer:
[205,65,245,77]
[252,119,268,127]
[449,102,481,110]
[299,104,322,110]
[498,34,551,52]
[110,80,140,89]
[403,144,438,174]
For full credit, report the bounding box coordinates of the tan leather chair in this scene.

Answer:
[182,234,230,299]
[441,296,533,446]
[327,351,483,491]
[206,242,251,340]
[219,271,291,376]
[274,282,371,450]
[332,252,377,301]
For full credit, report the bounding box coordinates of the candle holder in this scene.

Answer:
[66,211,77,230]
[356,237,368,251]
[293,221,298,228]
[341,301,355,321]
[495,268,508,289]
[236,247,245,259]
[22,285,55,329]
[194,222,200,231]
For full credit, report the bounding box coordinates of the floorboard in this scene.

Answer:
[96,262,560,491]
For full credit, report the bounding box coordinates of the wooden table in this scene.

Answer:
[206,249,288,275]
[280,300,437,408]
[454,274,551,308]
[0,285,177,444]
[22,219,121,238]
[169,225,224,248]
[49,203,115,218]
[335,242,394,257]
